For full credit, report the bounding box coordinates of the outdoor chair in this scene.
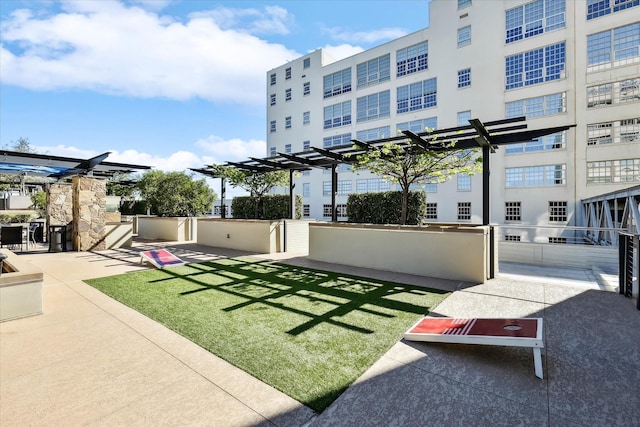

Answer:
[1,225,26,252]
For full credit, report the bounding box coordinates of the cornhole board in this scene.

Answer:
[140,249,186,269]
[404,317,544,379]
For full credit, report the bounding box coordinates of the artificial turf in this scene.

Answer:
[85,257,448,412]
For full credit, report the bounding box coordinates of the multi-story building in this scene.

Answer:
[265,0,639,239]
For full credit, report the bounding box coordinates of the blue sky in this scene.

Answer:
[1,0,431,181]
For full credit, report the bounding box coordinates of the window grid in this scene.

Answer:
[397,117,438,133]
[270,120,276,133]
[505,235,521,241]
[588,119,640,145]
[426,203,437,220]
[458,26,471,47]
[303,111,310,125]
[356,178,392,193]
[506,164,566,187]
[357,126,391,142]
[357,90,391,122]
[396,42,428,77]
[324,101,352,129]
[336,204,347,217]
[302,183,310,198]
[458,0,471,9]
[458,202,472,221]
[357,54,391,88]
[270,94,276,106]
[323,68,352,99]
[506,92,566,118]
[323,133,351,148]
[285,143,291,153]
[549,201,567,222]
[587,0,639,20]
[457,174,472,191]
[303,82,310,96]
[303,58,310,68]
[588,78,640,108]
[505,0,565,44]
[505,42,565,89]
[458,68,471,88]
[303,140,310,151]
[337,180,352,195]
[506,131,566,154]
[587,23,640,70]
[505,201,522,222]
[285,117,291,129]
[587,159,640,183]
[285,88,291,101]
[397,79,437,114]
[322,182,332,196]
[285,67,291,80]
[270,73,276,86]
[323,204,332,217]
[303,204,310,217]
[548,237,567,244]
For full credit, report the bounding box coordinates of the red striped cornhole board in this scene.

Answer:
[140,249,186,269]
[404,317,544,378]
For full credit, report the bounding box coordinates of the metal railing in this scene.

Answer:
[619,232,640,310]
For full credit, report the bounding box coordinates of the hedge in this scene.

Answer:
[231,194,302,220]
[346,191,426,225]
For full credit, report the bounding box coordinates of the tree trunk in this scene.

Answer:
[401,188,408,225]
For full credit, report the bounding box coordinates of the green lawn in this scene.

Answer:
[86,257,448,412]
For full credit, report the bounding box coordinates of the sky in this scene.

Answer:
[0,0,432,194]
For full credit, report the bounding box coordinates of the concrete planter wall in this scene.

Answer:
[0,249,44,322]
[104,222,133,249]
[137,216,193,241]
[499,241,618,271]
[309,223,490,283]
[197,219,283,253]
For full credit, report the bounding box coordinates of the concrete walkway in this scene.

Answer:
[1,241,638,426]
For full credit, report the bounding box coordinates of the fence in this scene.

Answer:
[619,232,639,310]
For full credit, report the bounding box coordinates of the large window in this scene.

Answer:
[548,201,567,222]
[302,183,310,198]
[357,90,390,122]
[458,0,471,9]
[397,78,437,114]
[587,23,640,70]
[457,174,471,191]
[458,26,471,47]
[323,68,351,99]
[285,117,291,129]
[506,131,566,154]
[356,178,391,193]
[303,58,310,68]
[506,92,566,118]
[588,119,640,145]
[337,180,352,195]
[458,202,471,221]
[505,201,522,222]
[303,111,310,125]
[586,78,640,108]
[506,42,565,89]
[396,41,428,77]
[357,55,390,88]
[506,164,566,187]
[505,0,565,44]
[323,133,351,148]
[587,0,639,20]
[357,126,391,141]
[397,117,438,133]
[457,110,471,126]
[458,68,471,88]
[587,159,640,183]
[323,101,351,129]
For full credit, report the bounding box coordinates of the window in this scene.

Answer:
[457,174,471,191]
[506,92,566,118]
[549,201,567,222]
[396,41,428,77]
[397,79,437,114]
[303,58,310,68]
[588,119,640,145]
[303,111,310,125]
[322,182,332,196]
[426,203,437,220]
[506,164,566,187]
[587,23,640,70]
[302,183,310,197]
[397,117,438,133]
[270,120,276,133]
[285,88,292,101]
[285,67,291,80]
[285,143,291,153]
[587,0,639,20]
[269,147,276,156]
[506,42,565,89]
[356,178,391,193]
[323,133,351,148]
[505,235,521,241]
[323,204,332,218]
[458,68,471,88]
[303,82,310,96]
[505,201,521,222]
[458,0,471,9]
[303,140,310,151]
[588,78,640,107]
[285,117,291,129]
[336,204,347,217]
[323,101,351,129]
[337,180,352,195]
[587,159,640,183]
[357,90,390,122]
[458,26,471,47]
[303,204,310,217]
[458,202,471,221]
[356,126,391,142]
[270,94,276,106]
[270,73,276,86]
[323,68,352,98]
[457,110,471,126]
[505,0,565,44]
[357,54,390,87]
[548,237,567,244]
[506,131,566,154]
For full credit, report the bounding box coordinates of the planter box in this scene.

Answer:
[197,219,283,253]
[0,249,44,322]
[137,216,194,241]
[104,222,133,249]
[309,223,490,283]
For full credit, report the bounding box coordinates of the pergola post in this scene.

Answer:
[289,169,295,219]
[220,177,226,219]
[331,164,338,222]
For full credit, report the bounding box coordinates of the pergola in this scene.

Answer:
[193,116,575,223]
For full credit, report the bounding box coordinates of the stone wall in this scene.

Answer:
[72,177,106,251]
[46,183,73,226]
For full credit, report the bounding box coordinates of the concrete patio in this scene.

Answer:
[1,240,638,426]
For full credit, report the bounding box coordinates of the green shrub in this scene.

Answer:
[231,195,302,219]
[346,191,426,225]
[0,213,35,224]
[120,200,151,215]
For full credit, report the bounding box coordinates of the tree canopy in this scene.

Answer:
[136,170,217,216]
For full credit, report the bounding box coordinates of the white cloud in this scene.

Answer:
[0,1,299,104]
[190,5,293,35]
[323,26,408,44]
[195,135,266,163]
[320,44,364,62]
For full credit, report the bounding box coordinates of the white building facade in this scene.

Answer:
[265,0,640,236]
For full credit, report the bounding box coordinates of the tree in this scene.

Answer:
[350,134,482,225]
[136,170,217,216]
[11,137,37,153]
[210,165,289,219]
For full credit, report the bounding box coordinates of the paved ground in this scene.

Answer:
[1,240,638,426]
